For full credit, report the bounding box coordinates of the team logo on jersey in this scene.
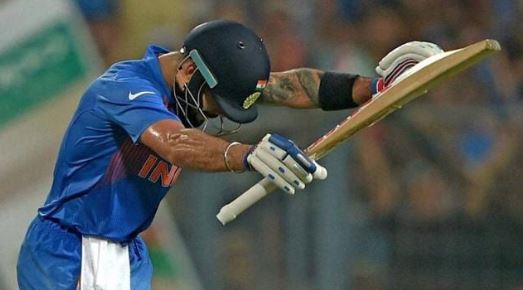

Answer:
[242,80,267,109]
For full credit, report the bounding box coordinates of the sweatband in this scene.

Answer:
[318,72,359,110]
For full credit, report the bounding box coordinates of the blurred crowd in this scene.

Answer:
[74,0,523,289]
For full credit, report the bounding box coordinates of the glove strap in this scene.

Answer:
[370,78,385,97]
[243,145,255,171]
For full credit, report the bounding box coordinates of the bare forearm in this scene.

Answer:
[140,120,249,172]
[261,69,323,108]
[261,68,374,108]
[163,129,249,172]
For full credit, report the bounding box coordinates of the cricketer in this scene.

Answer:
[16,20,442,290]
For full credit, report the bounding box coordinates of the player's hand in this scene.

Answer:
[375,41,444,88]
[245,133,327,194]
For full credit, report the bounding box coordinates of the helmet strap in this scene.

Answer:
[212,116,242,136]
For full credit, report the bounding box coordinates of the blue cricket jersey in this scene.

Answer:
[38,45,182,242]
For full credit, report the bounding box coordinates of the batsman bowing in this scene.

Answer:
[17,19,443,290]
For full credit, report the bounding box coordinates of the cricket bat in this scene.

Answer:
[217,39,501,225]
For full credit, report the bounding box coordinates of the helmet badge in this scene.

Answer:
[242,80,267,109]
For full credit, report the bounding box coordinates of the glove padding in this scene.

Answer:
[376,41,444,87]
[246,133,327,194]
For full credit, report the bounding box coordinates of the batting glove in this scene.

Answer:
[245,133,327,194]
[373,41,444,94]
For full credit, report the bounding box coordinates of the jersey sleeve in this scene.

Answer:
[96,86,180,143]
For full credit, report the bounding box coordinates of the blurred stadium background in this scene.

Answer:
[1,0,522,289]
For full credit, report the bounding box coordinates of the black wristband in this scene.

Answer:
[318,72,359,110]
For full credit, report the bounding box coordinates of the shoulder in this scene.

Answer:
[91,74,163,105]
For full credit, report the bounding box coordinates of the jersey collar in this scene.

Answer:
[144,45,174,103]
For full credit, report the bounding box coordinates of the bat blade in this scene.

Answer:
[216,39,501,225]
[306,39,501,160]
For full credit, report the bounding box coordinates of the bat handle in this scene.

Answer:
[216,178,277,225]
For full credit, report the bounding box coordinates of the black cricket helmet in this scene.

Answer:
[183,20,271,123]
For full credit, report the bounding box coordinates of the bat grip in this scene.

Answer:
[216,178,277,225]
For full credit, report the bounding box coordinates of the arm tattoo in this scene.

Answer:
[261,68,324,108]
